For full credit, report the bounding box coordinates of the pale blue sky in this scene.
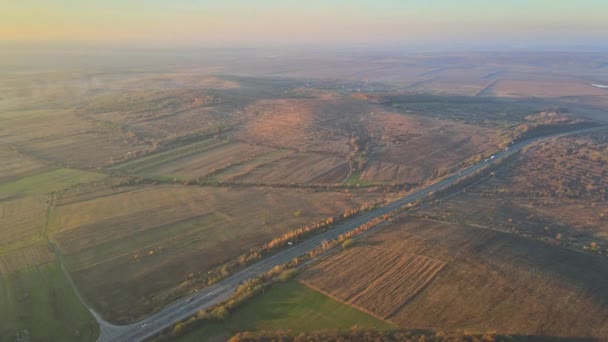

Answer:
[2,0,607,47]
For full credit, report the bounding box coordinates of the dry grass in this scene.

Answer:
[235,98,353,154]
[359,110,500,183]
[417,131,608,251]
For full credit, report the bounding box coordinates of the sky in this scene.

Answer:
[2,0,608,48]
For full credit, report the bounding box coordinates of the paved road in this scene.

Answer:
[99,125,606,342]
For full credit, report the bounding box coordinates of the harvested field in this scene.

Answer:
[484,79,608,98]
[126,107,237,139]
[359,161,425,184]
[0,109,150,168]
[48,184,381,322]
[0,148,46,183]
[135,141,276,179]
[0,168,106,197]
[211,149,293,182]
[234,152,348,184]
[109,138,231,174]
[77,89,218,122]
[0,244,54,274]
[302,217,608,339]
[0,196,48,253]
[302,247,446,319]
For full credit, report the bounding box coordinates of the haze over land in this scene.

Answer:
[1,1,608,342]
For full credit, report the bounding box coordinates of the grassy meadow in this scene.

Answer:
[176,280,395,342]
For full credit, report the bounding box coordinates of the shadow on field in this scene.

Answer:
[511,335,599,342]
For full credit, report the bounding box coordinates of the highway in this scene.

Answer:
[99,125,606,342]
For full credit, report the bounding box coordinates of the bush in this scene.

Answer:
[341,238,356,250]
[172,323,186,336]
[210,305,229,320]
[278,269,298,282]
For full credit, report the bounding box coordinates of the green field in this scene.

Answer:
[0,168,106,197]
[0,260,99,341]
[177,280,394,342]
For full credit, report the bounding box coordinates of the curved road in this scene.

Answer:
[99,125,606,342]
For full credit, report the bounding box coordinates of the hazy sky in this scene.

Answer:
[2,0,607,48]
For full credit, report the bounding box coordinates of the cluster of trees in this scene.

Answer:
[263,202,378,251]
[347,133,370,176]
[228,329,501,342]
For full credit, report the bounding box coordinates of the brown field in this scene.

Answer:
[235,98,355,154]
[483,78,608,98]
[139,141,276,179]
[302,217,608,339]
[125,107,237,139]
[302,247,446,319]
[233,152,348,184]
[0,148,47,183]
[0,244,54,274]
[0,196,49,252]
[358,110,500,183]
[0,109,150,168]
[48,184,382,322]
[404,67,500,96]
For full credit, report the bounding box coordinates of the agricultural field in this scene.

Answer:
[48,184,384,322]
[232,152,348,184]
[302,247,446,319]
[176,280,394,342]
[302,217,608,340]
[0,108,151,168]
[0,148,46,183]
[128,141,275,180]
[482,78,608,98]
[0,196,49,254]
[0,259,99,342]
[0,168,106,198]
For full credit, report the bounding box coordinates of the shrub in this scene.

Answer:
[278,269,298,282]
[210,305,229,320]
[341,238,356,250]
